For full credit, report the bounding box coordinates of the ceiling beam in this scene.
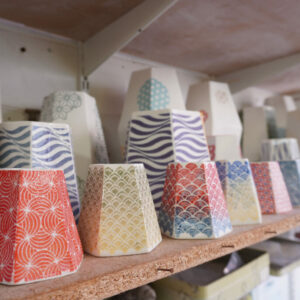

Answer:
[217,53,300,93]
[82,0,178,77]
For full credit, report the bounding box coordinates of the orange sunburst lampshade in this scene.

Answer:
[158,162,232,239]
[0,169,83,285]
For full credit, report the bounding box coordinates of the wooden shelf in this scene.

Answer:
[2,208,300,300]
[0,0,145,41]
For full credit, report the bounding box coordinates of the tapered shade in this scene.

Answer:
[126,109,210,210]
[159,162,232,239]
[251,162,292,214]
[0,169,83,285]
[78,164,162,256]
[0,122,80,222]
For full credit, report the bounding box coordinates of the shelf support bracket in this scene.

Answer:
[217,52,300,93]
[82,0,178,76]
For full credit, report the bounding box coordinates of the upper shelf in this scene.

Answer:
[122,1,300,77]
[1,1,300,75]
[2,207,300,300]
[1,1,300,93]
[0,0,144,41]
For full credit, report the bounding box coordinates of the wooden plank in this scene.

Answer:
[217,53,300,93]
[122,1,300,76]
[2,208,300,300]
[0,0,145,41]
[83,0,178,76]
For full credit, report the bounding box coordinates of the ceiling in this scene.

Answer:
[0,0,300,94]
[257,66,300,96]
[0,0,144,41]
[122,0,300,76]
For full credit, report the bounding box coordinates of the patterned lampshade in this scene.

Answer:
[40,91,109,201]
[251,162,292,214]
[186,80,242,144]
[159,162,232,239]
[78,164,162,256]
[0,122,80,222]
[126,109,210,210]
[0,169,83,285]
[118,67,186,155]
[216,159,262,225]
[279,160,300,207]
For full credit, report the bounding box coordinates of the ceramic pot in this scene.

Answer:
[242,106,278,161]
[41,91,109,201]
[158,162,232,239]
[0,121,80,222]
[126,109,210,210]
[250,162,292,214]
[0,169,83,285]
[279,160,300,207]
[261,138,300,161]
[186,80,242,144]
[78,164,162,256]
[216,159,262,225]
[118,67,185,155]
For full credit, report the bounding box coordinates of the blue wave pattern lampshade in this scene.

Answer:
[0,121,80,222]
[126,109,210,210]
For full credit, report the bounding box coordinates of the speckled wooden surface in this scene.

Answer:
[2,208,300,300]
[0,0,144,41]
